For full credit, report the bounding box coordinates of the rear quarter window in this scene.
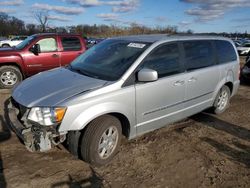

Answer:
[61,37,81,51]
[215,40,237,64]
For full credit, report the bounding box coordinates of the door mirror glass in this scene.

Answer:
[138,68,158,82]
[30,44,41,55]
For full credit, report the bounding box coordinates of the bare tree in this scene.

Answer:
[34,11,49,32]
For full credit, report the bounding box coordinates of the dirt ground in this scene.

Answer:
[0,57,250,188]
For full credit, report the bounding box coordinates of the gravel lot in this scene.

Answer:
[0,57,250,188]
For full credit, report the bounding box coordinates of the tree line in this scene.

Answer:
[0,12,249,39]
[0,12,178,37]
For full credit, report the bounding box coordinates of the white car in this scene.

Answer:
[237,43,250,55]
[0,36,27,48]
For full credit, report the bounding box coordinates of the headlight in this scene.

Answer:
[28,107,67,126]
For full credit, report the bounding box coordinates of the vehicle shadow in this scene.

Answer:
[0,113,12,188]
[51,167,107,188]
[191,113,250,142]
[191,113,250,168]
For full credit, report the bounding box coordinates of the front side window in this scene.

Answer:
[37,38,57,52]
[215,40,237,64]
[70,39,151,81]
[184,41,214,71]
[141,43,182,78]
[61,37,81,51]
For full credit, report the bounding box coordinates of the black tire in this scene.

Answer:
[212,85,231,114]
[2,44,10,48]
[67,131,81,158]
[80,115,122,166]
[0,66,23,89]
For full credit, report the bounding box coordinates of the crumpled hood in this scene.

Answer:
[12,68,107,107]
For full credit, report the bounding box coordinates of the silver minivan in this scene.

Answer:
[7,35,240,166]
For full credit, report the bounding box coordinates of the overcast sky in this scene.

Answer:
[0,0,249,33]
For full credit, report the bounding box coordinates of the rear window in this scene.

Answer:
[215,40,237,64]
[183,40,214,71]
[61,37,81,51]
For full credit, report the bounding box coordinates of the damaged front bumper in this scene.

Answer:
[6,98,66,152]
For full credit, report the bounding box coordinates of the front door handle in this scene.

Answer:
[188,77,197,82]
[52,54,59,58]
[174,80,185,86]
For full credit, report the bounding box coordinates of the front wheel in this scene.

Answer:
[0,66,23,89]
[212,85,231,114]
[80,115,122,166]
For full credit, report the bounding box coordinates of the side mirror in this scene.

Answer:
[138,68,158,82]
[30,44,41,55]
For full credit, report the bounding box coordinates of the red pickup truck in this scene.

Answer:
[0,33,86,89]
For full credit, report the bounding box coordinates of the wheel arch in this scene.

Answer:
[108,112,131,138]
[224,81,233,95]
[59,102,137,139]
[79,111,134,139]
[1,43,10,47]
[66,112,132,159]
[0,62,25,78]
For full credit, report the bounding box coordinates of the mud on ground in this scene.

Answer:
[0,57,250,188]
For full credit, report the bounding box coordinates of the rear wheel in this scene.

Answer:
[0,66,22,89]
[212,85,231,114]
[80,115,122,166]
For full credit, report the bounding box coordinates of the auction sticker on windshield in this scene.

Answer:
[128,43,146,48]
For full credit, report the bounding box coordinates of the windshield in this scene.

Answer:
[15,36,36,50]
[70,39,151,81]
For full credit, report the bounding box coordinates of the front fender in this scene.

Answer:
[0,55,25,74]
[58,102,136,138]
